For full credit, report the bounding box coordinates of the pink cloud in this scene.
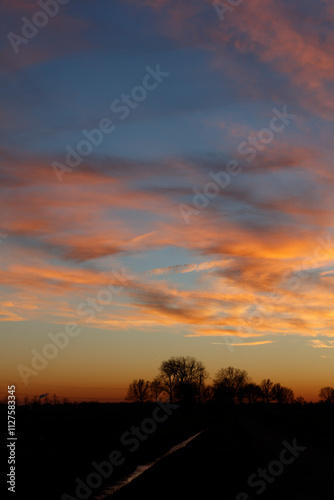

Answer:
[125,0,334,119]
[1,152,334,342]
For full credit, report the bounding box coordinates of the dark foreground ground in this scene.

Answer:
[112,404,334,500]
[1,402,333,500]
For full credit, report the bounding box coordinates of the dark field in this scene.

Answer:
[1,402,334,500]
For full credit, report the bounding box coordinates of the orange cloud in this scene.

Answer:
[211,340,277,346]
[309,339,334,349]
[1,152,334,345]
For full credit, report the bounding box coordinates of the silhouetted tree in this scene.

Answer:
[150,377,163,402]
[214,367,250,404]
[201,385,215,403]
[31,395,40,408]
[272,383,294,404]
[295,396,305,405]
[52,394,59,405]
[319,386,334,403]
[159,356,208,403]
[282,387,294,404]
[126,379,152,403]
[244,383,262,404]
[174,381,197,404]
[260,379,275,404]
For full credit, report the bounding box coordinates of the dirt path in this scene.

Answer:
[110,408,334,500]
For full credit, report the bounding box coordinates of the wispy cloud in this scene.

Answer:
[309,339,334,349]
[127,0,334,119]
[211,340,277,346]
[1,151,334,344]
[147,259,229,276]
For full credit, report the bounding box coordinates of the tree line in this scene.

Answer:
[126,356,334,405]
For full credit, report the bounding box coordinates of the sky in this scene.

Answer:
[1,0,334,402]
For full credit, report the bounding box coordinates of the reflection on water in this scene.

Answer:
[94,429,206,499]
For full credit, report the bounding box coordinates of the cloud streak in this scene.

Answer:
[1,148,334,346]
[211,341,277,346]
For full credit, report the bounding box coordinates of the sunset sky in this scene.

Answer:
[1,0,334,402]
